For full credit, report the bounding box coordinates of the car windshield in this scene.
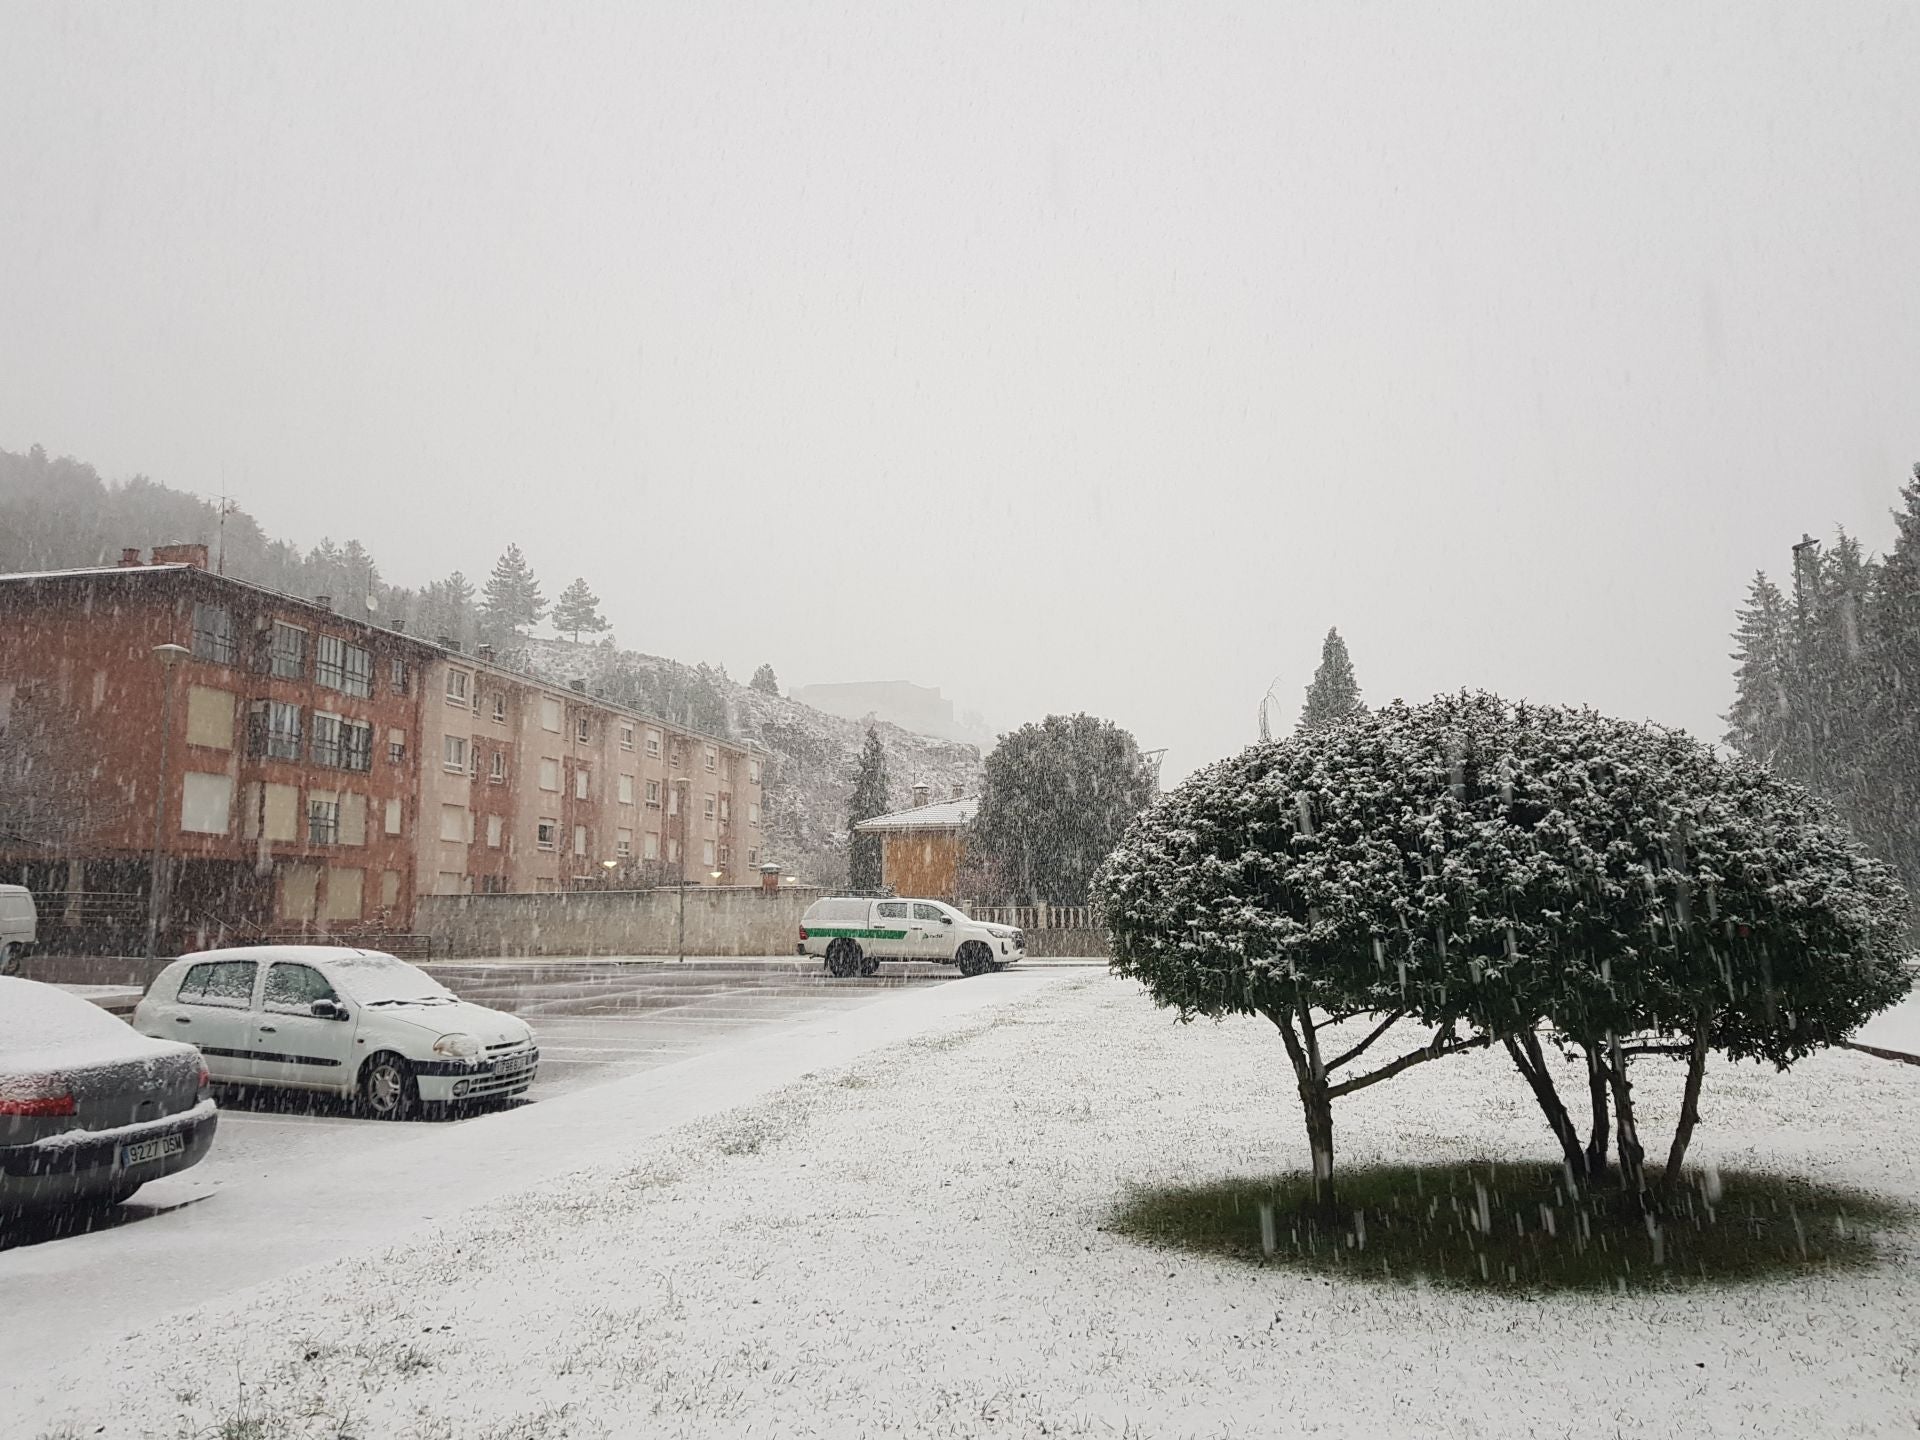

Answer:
[323,954,457,1006]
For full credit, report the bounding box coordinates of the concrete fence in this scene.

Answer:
[416,885,826,958]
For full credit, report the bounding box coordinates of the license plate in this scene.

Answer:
[120,1133,185,1168]
[494,1051,533,1075]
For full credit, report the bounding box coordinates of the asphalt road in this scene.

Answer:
[2,958,959,1251]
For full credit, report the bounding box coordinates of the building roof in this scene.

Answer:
[854,796,978,833]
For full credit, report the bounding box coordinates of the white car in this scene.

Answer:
[798,897,1025,977]
[133,947,538,1120]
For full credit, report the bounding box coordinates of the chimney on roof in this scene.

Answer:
[315,594,333,611]
[912,782,930,808]
[435,634,457,650]
[118,547,143,567]
[569,678,587,694]
[952,783,966,801]
[476,643,495,662]
[151,543,209,569]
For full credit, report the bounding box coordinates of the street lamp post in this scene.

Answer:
[144,643,192,971]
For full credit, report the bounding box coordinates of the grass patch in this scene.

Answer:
[1110,1161,1915,1292]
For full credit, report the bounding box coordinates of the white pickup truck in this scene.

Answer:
[798,897,1025,977]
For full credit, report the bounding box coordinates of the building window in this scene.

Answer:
[190,603,235,664]
[704,745,717,772]
[311,711,363,769]
[574,768,590,801]
[443,734,468,773]
[575,715,590,744]
[492,693,507,723]
[388,730,407,765]
[645,779,660,806]
[750,758,763,784]
[316,635,371,697]
[749,847,758,866]
[269,623,306,679]
[541,697,562,732]
[668,837,680,863]
[440,804,468,843]
[486,814,503,849]
[645,728,661,758]
[748,802,760,826]
[390,657,410,694]
[667,786,680,817]
[618,774,634,805]
[307,795,340,845]
[180,772,233,834]
[384,797,403,836]
[539,757,560,791]
[616,828,633,858]
[251,700,303,760]
[446,669,471,705]
[702,839,716,868]
[703,794,716,821]
[670,740,684,768]
[536,818,558,851]
[619,723,634,750]
[490,751,506,782]
[573,824,589,857]
[719,796,730,824]
[644,831,659,860]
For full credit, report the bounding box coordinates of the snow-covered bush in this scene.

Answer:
[1093,693,1915,1213]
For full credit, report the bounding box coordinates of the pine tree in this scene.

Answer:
[1724,572,1792,766]
[551,576,610,643]
[750,663,780,696]
[1866,471,1920,893]
[482,544,546,637]
[847,726,891,891]
[1298,627,1367,731]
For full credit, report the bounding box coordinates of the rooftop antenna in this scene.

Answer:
[216,491,238,575]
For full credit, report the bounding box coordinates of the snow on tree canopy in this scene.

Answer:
[1094,692,1914,1068]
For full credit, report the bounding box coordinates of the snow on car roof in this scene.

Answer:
[170,945,398,965]
[0,976,176,1067]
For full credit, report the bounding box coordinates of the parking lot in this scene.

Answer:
[3,958,960,1251]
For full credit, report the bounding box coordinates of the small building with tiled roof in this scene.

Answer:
[853,786,976,901]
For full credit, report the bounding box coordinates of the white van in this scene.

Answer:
[0,885,36,976]
[798,896,1024,978]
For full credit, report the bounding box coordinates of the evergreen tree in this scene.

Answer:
[847,726,892,891]
[750,663,780,696]
[1298,627,1367,731]
[482,543,546,636]
[551,576,610,643]
[970,713,1157,905]
[1865,471,1920,892]
[1724,572,1792,765]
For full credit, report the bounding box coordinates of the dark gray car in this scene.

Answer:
[1,976,218,1211]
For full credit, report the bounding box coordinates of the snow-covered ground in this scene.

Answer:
[13,975,1920,1439]
[1855,987,1920,1058]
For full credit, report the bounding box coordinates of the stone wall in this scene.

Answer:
[416,885,824,958]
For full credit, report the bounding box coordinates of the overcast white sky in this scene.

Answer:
[4,3,1917,780]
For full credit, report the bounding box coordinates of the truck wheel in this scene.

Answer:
[826,939,862,978]
[956,942,993,977]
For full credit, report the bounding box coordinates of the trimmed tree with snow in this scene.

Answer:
[1094,692,1915,1219]
[1297,627,1367,731]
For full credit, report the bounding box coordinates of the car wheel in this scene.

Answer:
[825,939,862,978]
[358,1052,419,1121]
[0,944,16,977]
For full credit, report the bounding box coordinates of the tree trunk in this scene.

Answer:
[1605,1035,1647,1200]
[1583,1043,1611,1184]
[1504,1032,1588,1183]
[1659,1016,1712,1202]
[1269,1003,1338,1223]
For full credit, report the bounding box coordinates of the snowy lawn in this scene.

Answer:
[20,973,1920,1440]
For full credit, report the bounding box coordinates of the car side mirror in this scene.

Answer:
[940,915,953,924]
[311,999,346,1020]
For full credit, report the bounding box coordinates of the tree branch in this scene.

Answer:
[1324,1009,1407,1074]
[1328,1027,1489,1098]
